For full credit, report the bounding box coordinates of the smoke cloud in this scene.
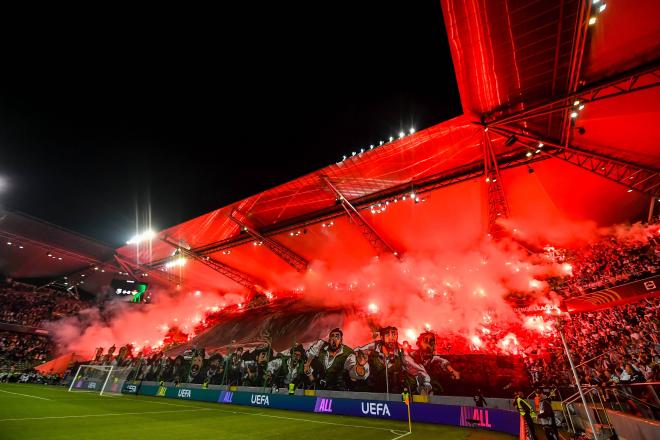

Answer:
[47,219,656,357]
[47,288,244,357]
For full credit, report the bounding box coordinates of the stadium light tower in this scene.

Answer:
[126,229,156,245]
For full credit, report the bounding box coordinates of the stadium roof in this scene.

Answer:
[0,209,115,280]
[3,0,659,296]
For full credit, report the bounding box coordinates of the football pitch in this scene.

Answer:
[0,383,516,440]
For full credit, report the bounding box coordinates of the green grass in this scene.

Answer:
[0,383,515,440]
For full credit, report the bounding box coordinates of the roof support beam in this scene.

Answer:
[489,126,660,196]
[483,132,510,239]
[228,211,308,272]
[147,152,541,266]
[484,63,660,128]
[321,176,400,258]
[160,236,265,292]
[114,255,136,279]
[36,278,69,293]
[34,259,122,293]
[113,254,174,286]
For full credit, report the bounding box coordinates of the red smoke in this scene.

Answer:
[47,289,244,357]
[48,218,656,357]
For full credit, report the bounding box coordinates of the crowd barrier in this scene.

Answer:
[568,402,660,440]
[0,321,47,335]
[119,381,520,436]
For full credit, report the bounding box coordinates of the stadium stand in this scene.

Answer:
[2,223,658,399]
[0,280,91,373]
[0,0,657,436]
[551,230,660,297]
[0,279,88,325]
[0,331,52,371]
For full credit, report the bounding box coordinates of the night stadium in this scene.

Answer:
[1,1,659,440]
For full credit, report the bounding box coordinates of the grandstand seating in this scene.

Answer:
[0,331,51,371]
[0,224,658,419]
[0,280,90,371]
[0,280,87,327]
[551,230,659,297]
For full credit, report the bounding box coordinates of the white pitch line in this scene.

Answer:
[1,386,409,438]
[118,397,410,436]
[0,408,212,422]
[112,398,210,409]
[211,406,402,433]
[389,430,412,440]
[0,389,52,401]
[2,390,203,409]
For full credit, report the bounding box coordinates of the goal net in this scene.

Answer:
[68,365,134,395]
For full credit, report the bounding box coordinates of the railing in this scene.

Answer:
[0,321,49,334]
[562,385,618,439]
[561,383,660,439]
[0,358,43,371]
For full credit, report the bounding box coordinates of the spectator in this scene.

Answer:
[0,331,53,371]
[0,280,88,327]
[474,389,487,407]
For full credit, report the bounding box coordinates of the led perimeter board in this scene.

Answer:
[110,279,149,303]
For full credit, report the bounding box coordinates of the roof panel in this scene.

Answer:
[117,115,490,263]
[583,0,660,82]
[441,0,581,116]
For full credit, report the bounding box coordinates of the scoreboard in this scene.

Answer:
[110,279,149,303]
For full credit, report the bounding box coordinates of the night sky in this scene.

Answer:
[0,3,461,247]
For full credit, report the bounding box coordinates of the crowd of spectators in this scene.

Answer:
[0,280,88,327]
[568,299,660,385]
[0,281,86,372]
[523,297,660,417]
[0,369,60,384]
[75,292,660,399]
[550,229,659,297]
[0,331,52,371]
[1,224,659,412]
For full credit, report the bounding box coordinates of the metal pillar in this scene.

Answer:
[321,176,400,258]
[649,196,657,223]
[558,319,598,438]
[385,356,390,402]
[228,212,309,272]
[483,131,510,239]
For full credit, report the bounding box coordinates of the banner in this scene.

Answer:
[565,275,659,312]
[71,380,100,390]
[128,385,519,435]
[122,383,139,394]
